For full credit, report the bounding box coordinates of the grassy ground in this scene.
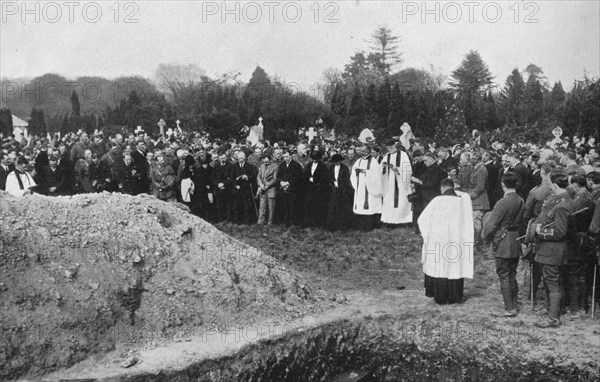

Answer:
[215,222,497,297]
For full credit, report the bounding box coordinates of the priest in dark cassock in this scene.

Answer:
[418,178,474,304]
[351,145,383,231]
[380,141,413,226]
[326,154,354,231]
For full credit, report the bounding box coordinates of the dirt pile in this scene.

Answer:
[0,191,325,380]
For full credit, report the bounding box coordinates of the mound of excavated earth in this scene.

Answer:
[0,191,324,380]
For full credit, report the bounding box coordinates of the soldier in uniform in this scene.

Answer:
[588,171,600,203]
[565,175,595,318]
[482,172,525,317]
[522,162,556,308]
[589,197,600,314]
[532,171,573,328]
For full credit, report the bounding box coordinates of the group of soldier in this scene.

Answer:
[482,164,600,328]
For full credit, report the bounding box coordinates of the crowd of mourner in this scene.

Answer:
[1,126,599,328]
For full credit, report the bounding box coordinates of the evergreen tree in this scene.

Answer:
[0,108,13,137]
[376,77,391,134]
[501,69,526,124]
[435,103,469,146]
[387,83,404,136]
[523,63,549,89]
[523,75,544,123]
[28,108,40,136]
[241,66,272,125]
[367,26,403,75]
[329,83,347,133]
[39,109,47,135]
[577,79,600,138]
[560,82,582,137]
[550,81,566,105]
[450,50,493,96]
[70,90,81,132]
[483,91,500,130]
[450,50,493,130]
[347,82,364,136]
[364,83,377,116]
[546,81,566,119]
[28,108,48,137]
[61,114,71,135]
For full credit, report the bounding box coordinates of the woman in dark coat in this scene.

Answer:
[413,152,447,208]
[191,156,215,221]
[410,150,426,233]
[326,154,354,231]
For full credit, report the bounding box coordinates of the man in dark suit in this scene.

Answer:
[0,152,12,190]
[276,149,303,226]
[527,153,542,189]
[483,150,500,209]
[34,144,49,184]
[41,154,66,196]
[494,154,511,205]
[507,152,531,200]
[303,150,330,227]
[482,172,525,317]
[229,151,257,224]
[438,148,458,174]
[131,140,149,194]
[212,152,233,223]
[533,171,573,328]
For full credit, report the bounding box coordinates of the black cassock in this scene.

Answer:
[326,163,354,231]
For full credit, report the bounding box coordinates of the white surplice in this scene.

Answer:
[350,156,382,215]
[418,191,474,279]
[380,151,412,224]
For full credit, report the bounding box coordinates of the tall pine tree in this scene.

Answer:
[347,82,364,136]
[376,78,391,135]
[70,90,81,132]
[523,74,544,123]
[501,69,526,124]
[387,83,404,136]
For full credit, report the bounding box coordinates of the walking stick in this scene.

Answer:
[593,265,597,319]
[248,182,259,218]
[530,262,534,311]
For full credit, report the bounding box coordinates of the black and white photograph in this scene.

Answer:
[1,1,599,381]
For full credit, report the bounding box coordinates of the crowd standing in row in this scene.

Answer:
[1,128,599,327]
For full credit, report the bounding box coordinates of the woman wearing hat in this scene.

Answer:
[326,154,353,231]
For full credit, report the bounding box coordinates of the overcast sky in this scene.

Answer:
[2,1,599,94]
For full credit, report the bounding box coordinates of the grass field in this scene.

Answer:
[215,222,497,296]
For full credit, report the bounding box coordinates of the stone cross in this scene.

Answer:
[176,119,181,129]
[157,119,166,136]
[306,127,317,142]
